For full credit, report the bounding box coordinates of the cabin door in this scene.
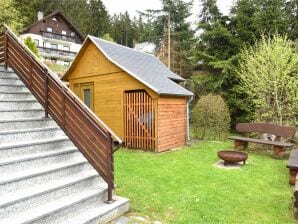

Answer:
[124,90,156,150]
[73,82,94,110]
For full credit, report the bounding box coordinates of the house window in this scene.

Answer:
[70,32,75,37]
[63,61,70,66]
[50,43,58,49]
[52,17,57,21]
[34,39,39,47]
[63,46,70,51]
[46,27,53,32]
[73,83,94,110]
[51,58,57,63]
[61,30,67,35]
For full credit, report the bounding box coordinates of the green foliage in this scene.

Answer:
[192,94,230,140]
[0,0,24,33]
[24,37,39,57]
[110,12,136,47]
[237,34,298,125]
[101,33,115,42]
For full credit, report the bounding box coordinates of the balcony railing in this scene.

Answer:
[41,31,76,43]
[38,46,77,58]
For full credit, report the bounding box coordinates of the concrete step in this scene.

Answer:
[0,66,14,72]
[0,91,34,100]
[0,99,42,110]
[0,136,73,158]
[71,196,130,224]
[1,187,108,224]
[0,84,29,93]
[0,171,104,219]
[0,159,91,194]
[0,65,129,223]
[0,127,65,144]
[0,117,57,131]
[0,148,81,175]
[0,109,45,119]
[0,77,24,85]
[0,72,19,79]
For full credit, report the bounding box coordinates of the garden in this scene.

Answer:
[115,141,295,224]
[114,34,298,223]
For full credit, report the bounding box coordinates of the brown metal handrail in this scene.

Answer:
[0,25,117,201]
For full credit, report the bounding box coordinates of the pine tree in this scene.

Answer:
[1,0,25,32]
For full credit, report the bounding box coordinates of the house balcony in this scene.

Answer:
[37,46,77,59]
[41,31,76,43]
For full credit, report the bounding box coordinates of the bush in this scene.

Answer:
[24,37,39,57]
[192,94,230,140]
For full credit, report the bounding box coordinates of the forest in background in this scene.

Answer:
[1,0,297,127]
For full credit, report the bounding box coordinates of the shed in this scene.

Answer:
[62,36,193,152]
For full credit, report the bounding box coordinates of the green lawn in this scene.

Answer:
[114,141,295,224]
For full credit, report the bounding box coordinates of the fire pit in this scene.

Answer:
[217,150,248,165]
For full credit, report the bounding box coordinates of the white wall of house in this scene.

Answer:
[19,33,81,66]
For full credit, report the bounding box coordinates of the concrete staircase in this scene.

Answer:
[0,65,129,224]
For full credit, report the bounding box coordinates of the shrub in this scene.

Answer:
[24,37,39,57]
[192,94,230,140]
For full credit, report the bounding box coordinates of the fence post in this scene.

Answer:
[44,70,49,118]
[4,28,8,70]
[106,132,114,203]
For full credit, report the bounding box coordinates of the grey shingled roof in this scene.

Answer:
[89,36,193,97]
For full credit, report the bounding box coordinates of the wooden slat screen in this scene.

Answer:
[0,26,115,201]
[124,90,156,150]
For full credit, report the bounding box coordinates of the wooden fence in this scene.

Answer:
[124,90,156,150]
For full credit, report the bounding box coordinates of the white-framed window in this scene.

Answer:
[34,39,39,47]
[70,32,75,37]
[50,43,58,49]
[52,17,57,22]
[63,46,70,51]
[46,27,53,32]
[63,61,70,66]
[61,30,67,35]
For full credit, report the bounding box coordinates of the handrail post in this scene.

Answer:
[4,27,8,70]
[106,132,114,203]
[44,70,49,118]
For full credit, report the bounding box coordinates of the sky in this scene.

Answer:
[101,0,234,23]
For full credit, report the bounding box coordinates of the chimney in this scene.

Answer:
[37,11,44,21]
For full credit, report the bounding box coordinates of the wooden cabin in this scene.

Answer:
[62,36,193,152]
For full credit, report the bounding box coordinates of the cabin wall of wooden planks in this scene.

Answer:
[66,41,158,140]
[65,40,188,152]
[157,96,187,152]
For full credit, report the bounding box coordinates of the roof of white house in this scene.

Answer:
[64,36,193,97]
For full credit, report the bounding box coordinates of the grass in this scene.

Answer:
[114,141,295,224]
[44,62,69,77]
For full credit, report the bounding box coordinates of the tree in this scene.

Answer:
[87,0,110,37]
[101,33,115,42]
[192,93,230,140]
[237,34,298,125]
[110,12,136,47]
[0,0,24,32]
[146,0,194,77]
[285,0,298,40]
[24,36,39,57]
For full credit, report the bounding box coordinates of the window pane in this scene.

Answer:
[84,89,91,108]
[50,44,58,49]
[61,30,67,35]
[47,27,53,32]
